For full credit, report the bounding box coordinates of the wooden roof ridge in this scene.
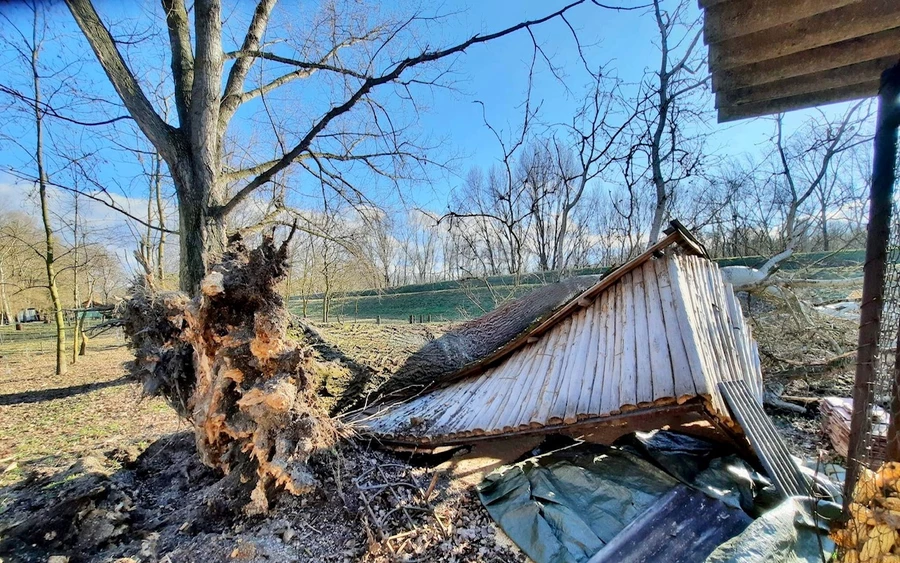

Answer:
[437,221,707,387]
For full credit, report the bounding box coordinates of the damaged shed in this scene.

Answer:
[351,225,764,447]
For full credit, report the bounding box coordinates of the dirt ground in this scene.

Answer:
[0,288,863,563]
[0,331,523,563]
[0,335,181,488]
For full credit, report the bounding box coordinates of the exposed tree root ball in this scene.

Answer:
[120,233,336,514]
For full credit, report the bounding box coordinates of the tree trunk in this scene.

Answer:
[176,184,226,293]
[155,156,166,282]
[821,199,830,252]
[31,22,66,375]
[72,195,80,365]
[0,261,11,325]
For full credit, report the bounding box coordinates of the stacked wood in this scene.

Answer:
[833,463,900,562]
[821,398,888,465]
[120,232,335,514]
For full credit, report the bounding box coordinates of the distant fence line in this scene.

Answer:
[0,320,124,357]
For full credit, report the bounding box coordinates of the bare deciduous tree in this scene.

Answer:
[63,0,606,292]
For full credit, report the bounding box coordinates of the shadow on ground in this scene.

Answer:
[0,377,131,406]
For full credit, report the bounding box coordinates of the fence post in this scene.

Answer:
[845,63,900,507]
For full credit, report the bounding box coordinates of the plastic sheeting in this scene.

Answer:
[706,497,838,563]
[477,431,834,563]
[478,444,679,563]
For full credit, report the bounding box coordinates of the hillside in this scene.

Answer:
[288,249,865,323]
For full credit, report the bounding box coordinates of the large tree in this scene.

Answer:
[63,0,610,292]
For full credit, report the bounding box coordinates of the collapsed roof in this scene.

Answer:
[350,225,764,446]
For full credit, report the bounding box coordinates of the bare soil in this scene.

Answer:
[0,328,522,563]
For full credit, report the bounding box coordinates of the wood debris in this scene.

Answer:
[821,398,888,465]
[833,463,900,562]
[120,233,335,513]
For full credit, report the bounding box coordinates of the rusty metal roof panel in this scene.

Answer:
[352,253,762,445]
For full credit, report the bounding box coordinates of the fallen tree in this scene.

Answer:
[120,230,335,514]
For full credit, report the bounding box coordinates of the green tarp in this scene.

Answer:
[476,431,836,563]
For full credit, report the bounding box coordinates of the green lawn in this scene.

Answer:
[290,283,544,323]
[0,320,114,357]
[289,249,864,323]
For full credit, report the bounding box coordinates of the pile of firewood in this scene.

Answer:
[833,463,900,562]
[821,398,888,464]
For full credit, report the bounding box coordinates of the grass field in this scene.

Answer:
[290,282,546,323]
[291,249,865,323]
[0,320,115,357]
[0,330,181,487]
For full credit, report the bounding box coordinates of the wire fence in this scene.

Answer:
[857,200,900,469]
[0,320,124,357]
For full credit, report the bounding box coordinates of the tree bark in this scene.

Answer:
[0,261,10,325]
[155,154,166,281]
[30,13,66,375]
[72,195,80,365]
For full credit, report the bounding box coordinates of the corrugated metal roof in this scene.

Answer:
[352,253,763,445]
[700,0,900,122]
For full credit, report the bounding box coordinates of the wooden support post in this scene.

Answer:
[376,315,381,325]
[409,315,413,324]
[844,63,900,507]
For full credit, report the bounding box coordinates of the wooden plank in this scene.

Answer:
[704,263,752,389]
[506,343,549,429]
[618,274,638,409]
[485,344,536,433]
[589,290,613,415]
[704,0,858,45]
[689,258,738,384]
[708,0,900,70]
[716,56,896,107]
[682,259,732,414]
[516,328,562,429]
[473,347,531,433]
[632,265,654,405]
[577,296,603,418]
[428,371,494,435]
[643,260,675,401]
[654,257,697,400]
[599,281,622,415]
[712,27,900,93]
[540,317,577,425]
[718,79,878,122]
[564,309,591,423]
[722,281,756,393]
[668,257,713,399]
[554,310,586,423]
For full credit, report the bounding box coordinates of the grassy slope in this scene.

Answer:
[290,249,865,323]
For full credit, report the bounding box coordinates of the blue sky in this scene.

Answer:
[0,0,864,223]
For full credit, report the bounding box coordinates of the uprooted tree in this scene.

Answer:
[122,230,335,514]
